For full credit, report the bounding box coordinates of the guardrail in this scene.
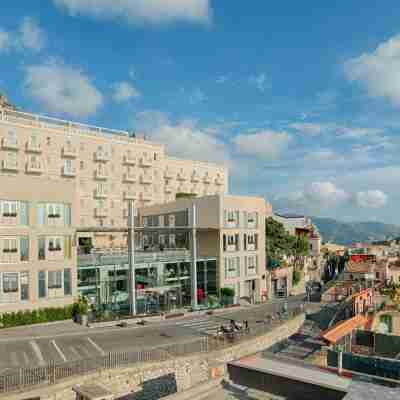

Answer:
[0,308,304,394]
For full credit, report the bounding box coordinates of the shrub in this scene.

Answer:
[220,287,235,298]
[0,305,74,329]
[293,270,302,286]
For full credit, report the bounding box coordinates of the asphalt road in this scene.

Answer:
[0,295,308,371]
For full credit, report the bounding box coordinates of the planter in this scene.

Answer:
[221,296,234,306]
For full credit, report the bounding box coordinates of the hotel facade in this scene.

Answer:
[0,100,230,313]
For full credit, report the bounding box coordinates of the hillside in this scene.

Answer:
[312,217,400,246]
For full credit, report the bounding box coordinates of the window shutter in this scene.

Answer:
[37,204,45,226]
[64,204,71,226]
[19,202,29,225]
[244,233,247,251]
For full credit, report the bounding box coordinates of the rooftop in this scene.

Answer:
[322,315,367,344]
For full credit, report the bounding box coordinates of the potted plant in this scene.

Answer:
[220,287,235,306]
[72,296,89,326]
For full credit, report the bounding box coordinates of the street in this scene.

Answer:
[0,296,307,370]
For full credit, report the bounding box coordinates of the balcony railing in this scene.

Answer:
[123,173,136,183]
[62,166,76,177]
[141,174,152,184]
[94,151,110,162]
[26,140,42,153]
[164,185,173,193]
[139,157,152,167]
[1,137,18,151]
[78,248,192,267]
[123,155,136,165]
[62,145,77,158]
[95,207,108,217]
[94,189,108,199]
[2,159,18,171]
[94,169,108,180]
[26,161,42,174]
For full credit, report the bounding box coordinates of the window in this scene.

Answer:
[64,269,72,295]
[64,159,73,173]
[38,271,46,298]
[8,130,17,146]
[225,257,239,279]
[20,272,29,301]
[2,200,18,217]
[30,133,39,147]
[3,238,17,253]
[46,137,51,146]
[154,152,157,161]
[38,237,46,260]
[7,152,17,167]
[80,161,84,170]
[20,237,29,261]
[48,271,62,289]
[3,273,18,293]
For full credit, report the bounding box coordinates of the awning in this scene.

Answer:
[322,314,367,345]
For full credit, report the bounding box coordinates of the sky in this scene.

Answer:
[1,1,400,224]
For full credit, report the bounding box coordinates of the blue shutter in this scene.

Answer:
[19,202,29,225]
[64,204,71,226]
[20,237,29,261]
[37,204,45,226]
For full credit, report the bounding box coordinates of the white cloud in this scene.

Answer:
[134,111,229,165]
[54,0,211,25]
[345,34,400,106]
[354,190,388,209]
[249,73,268,92]
[233,130,290,160]
[303,181,349,207]
[18,17,46,52]
[24,60,103,118]
[289,122,325,136]
[0,29,11,52]
[112,81,141,103]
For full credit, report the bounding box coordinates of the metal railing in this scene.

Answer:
[0,309,304,394]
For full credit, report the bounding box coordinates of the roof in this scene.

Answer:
[322,315,367,344]
[346,262,374,274]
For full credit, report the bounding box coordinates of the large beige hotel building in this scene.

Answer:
[0,97,271,313]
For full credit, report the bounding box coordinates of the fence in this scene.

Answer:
[0,308,303,394]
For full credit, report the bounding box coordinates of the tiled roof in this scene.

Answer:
[322,315,367,344]
[346,262,374,274]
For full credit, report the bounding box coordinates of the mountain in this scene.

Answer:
[311,217,400,246]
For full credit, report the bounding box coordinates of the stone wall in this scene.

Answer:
[7,314,305,400]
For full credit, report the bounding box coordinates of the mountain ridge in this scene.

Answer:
[311,217,400,246]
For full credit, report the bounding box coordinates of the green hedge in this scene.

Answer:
[0,305,74,328]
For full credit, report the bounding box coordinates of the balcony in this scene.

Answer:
[164,185,173,193]
[124,191,137,200]
[1,137,18,151]
[62,145,77,158]
[141,174,153,184]
[94,189,108,199]
[123,154,136,165]
[123,173,136,183]
[26,160,42,174]
[139,157,152,168]
[62,166,76,177]
[191,173,200,183]
[141,192,152,202]
[94,169,108,180]
[164,169,174,179]
[95,207,108,217]
[2,159,18,172]
[26,140,42,153]
[94,151,110,162]
[177,172,187,181]
[203,174,211,184]
[215,177,223,186]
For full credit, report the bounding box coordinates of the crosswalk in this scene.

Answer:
[175,317,223,335]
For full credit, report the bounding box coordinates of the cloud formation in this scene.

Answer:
[233,130,290,160]
[24,60,103,118]
[345,34,400,106]
[134,111,229,165]
[18,17,46,51]
[112,81,141,103]
[354,190,387,209]
[54,0,211,25]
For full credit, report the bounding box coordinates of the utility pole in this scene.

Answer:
[191,203,198,309]
[128,200,136,315]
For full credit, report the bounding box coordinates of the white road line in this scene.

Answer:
[88,337,106,356]
[77,345,91,358]
[51,340,67,362]
[29,340,45,366]
[22,352,30,366]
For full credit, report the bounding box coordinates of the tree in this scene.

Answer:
[389,284,400,307]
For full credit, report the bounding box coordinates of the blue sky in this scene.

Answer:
[2,1,400,223]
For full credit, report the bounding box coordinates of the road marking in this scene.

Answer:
[69,346,81,359]
[51,340,67,362]
[77,345,91,358]
[22,352,30,366]
[88,337,106,356]
[29,340,45,366]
